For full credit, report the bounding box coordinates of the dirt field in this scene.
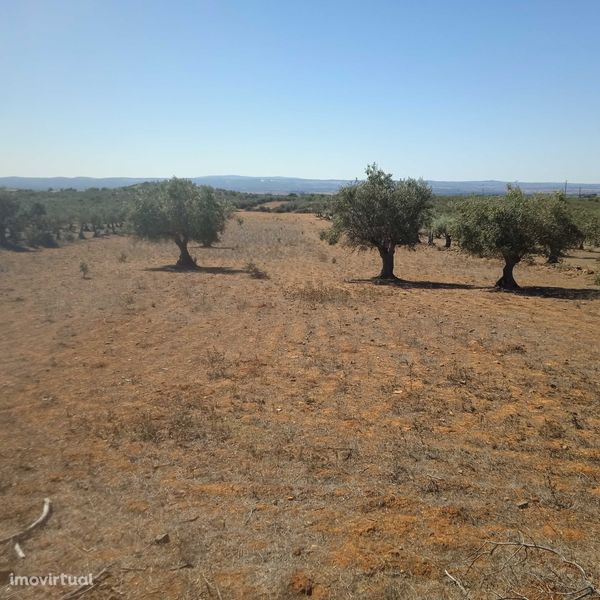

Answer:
[1,212,599,599]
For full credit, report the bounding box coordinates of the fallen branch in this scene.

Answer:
[482,540,599,595]
[13,542,25,559]
[445,569,470,597]
[454,537,600,600]
[202,573,223,600]
[0,498,52,559]
[0,498,52,544]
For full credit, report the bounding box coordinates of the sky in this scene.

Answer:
[1,0,599,181]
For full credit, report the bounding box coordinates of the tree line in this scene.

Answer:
[0,184,272,249]
[2,168,600,290]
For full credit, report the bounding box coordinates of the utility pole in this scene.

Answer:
[564,180,568,195]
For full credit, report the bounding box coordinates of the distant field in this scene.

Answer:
[5,184,599,219]
[1,212,599,599]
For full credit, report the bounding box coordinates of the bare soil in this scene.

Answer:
[1,212,599,599]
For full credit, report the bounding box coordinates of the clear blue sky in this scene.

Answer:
[1,0,599,181]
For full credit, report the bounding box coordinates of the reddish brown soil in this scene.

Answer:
[1,212,599,599]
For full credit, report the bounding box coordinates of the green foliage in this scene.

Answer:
[22,202,58,247]
[273,194,334,215]
[572,209,600,247]
[531,192,583,261]
[0,191,21,245]
[79,261,89,278]
[326,164,433,251]
[131,178,227,243]
[0,185,136,247]
[196,186,232,247]
[454,186,588,287]
[453,186,539,263]
[432,214,453,237]
[455,188,584,262]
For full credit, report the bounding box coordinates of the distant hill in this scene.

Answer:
[1,175,599,196]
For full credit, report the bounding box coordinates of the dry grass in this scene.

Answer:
[0,211,599,599]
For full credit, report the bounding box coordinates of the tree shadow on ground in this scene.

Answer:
[347,277,485,290]
[144,264,246,275]
[495,286,600,300]
[347,277,600,299]
[0,242,32,253]
[562,254,599,260]
[189,245,237,251]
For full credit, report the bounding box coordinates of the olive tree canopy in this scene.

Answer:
[131,177,229,268]
[531,192,582,263]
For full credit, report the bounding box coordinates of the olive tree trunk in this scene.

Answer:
[377,245,397,280]
[495,257,520,290]
[175,235,196,268]
[546,248,559,263]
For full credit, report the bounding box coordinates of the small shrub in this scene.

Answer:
[79,261,89,279]
[204,348,228,379]
[134,412,162,442]
[539,418,565,439]
[118,252,127,263]
[246,261,269,279]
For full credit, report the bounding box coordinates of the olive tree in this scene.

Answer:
[130,177,229,268]
[432,214,454,248]
[453,186,538,290]
[322,164,432,280]
[454,187,585,289]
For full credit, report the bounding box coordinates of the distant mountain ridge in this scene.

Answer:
[1,175,599,196]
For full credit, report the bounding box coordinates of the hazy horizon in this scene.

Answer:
[3,174,600,185]
[2,0,599,181]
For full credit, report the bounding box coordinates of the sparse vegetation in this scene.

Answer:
[245,261,269,279]
[79,260,89,278]
[1,195,599,600]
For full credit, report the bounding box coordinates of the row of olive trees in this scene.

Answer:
[322,164,594,290]
[6,170,595,291]
[0,190,129,248]
[1,179,230,258]
[0,195,61,247]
